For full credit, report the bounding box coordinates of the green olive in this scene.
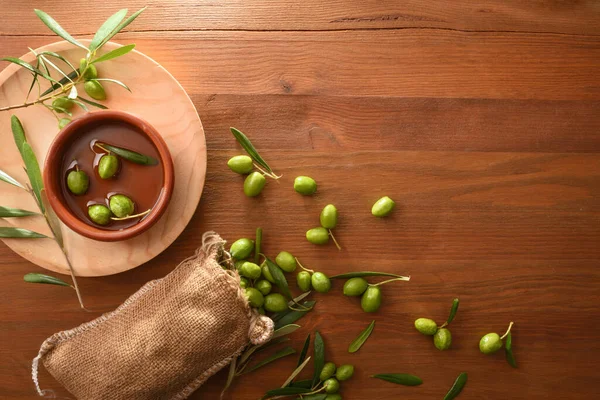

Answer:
[66,169,89,195]
[234,259,246,271]
[293,176,317,195]
[343,277,368,296]
[239,277,250,289]
[109,194,134,218]
[261,262,276,283]
[58,118,71,129]
[243,171,266,197]
[84,80,106,100]
[257,306,266,315]
[87,204,111,225]
[80,58,98,80]
[361,286,382,313]
[306,227,329,245]
[335,364,354,381]
[240,261,262,280]
[325,395,342,400]
[320,204,338,229]
[52,97,74,111]
[297,271,312,292]
[264,293,288,312]
[79,58,87,74]
[227,155,254,174]
[434,328,452,350]
[98,154,119,179]
[371,196,396,217]
[311,272,331,293]
[275,251,297,272]
[255,279,272,296]
[244,287,264,308]
[479,332,503,354]
[414,318,438,336]
[230,238,254,260]
[320,362,336,381]
[323,378,340,394]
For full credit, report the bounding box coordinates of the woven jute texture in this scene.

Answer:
[32,232,274,399]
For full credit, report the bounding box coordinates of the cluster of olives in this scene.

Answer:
[227,155,268,197]
[318,362,355,398]
[56,59,106,130]
[414,317,453,351]
[305,203,341,250]
[343,278,383,313]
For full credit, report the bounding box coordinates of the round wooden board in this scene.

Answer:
[0,41,206,277]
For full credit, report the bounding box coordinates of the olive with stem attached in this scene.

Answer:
[67,166,89,195]
[320,204,341,250]
[480,321,514,354]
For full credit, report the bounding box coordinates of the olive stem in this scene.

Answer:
[371,277,411,287]
[110,209,152,221]
[328,229,342,250]
[500,321,514,340]
[295,257,314,274]
[252,162,281,181]
[94,142,111,154]
[439,322,448,329]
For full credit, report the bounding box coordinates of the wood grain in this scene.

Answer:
[1,1,600,399]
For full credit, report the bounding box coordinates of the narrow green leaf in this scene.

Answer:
[10,115,27,160]
[264,387,311,397]
[371,373,423,386]
[1,57,46,78]
[40,70,78,96]
[34,10,87,50]
[0,169,25,189]
[100,7,147,47]
[330,271,410,280]
[298,395,327,400]
[23,273,70,287]
[289,379,312,389]
[41,189,63,248]
[0,227,47,238]
[89,9,128,52]
[297,334,311,367]
[230,127,274,174]
[348,320,375,353]
[238,337,290,369]
[312,331,325,388]
[254,227,262,264]
[26,60,40,100]
[447,298,460,325]
[77,96,108,109]
[71,99,89,112]
[39,51,78,73]
[281,356,311,388]
[0,206,37,218]
[443,372,468,400]
[91,78,131,92]
[271,292,312,322]
[272,324,301,340]
[96,142,158,165]
[39,54,73,83]
[243,346,296,375]
[21,143,45,213]
[266,258,292,299]
[505,333,517,368]
[274,301,315,329]
[220,355,237,399]
[92,44,136,64]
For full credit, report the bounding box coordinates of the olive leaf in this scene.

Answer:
[91,78,132,92]
[71,99,89,112]
[96,142,158,165]
[99,7,147,48]
[265,258,293,299]
[238,337,290,369]
[330,271,410,280]
[281,356,311,388]
[348,320,375,353]
[41,70,78,96]
[0,169,25,189]
[371,373,423,386]
[0,227,47,238]
[21,142,45,213]
[297,395,327,400]
[0,206,37,218]
[0,57,56,83]
[270,292,313,322]
[242,346,296,375]
[254,227,262,264]
[443,372,468,400]
[274,301,316,329]
[220,356,237,399]
[297,333,311,367]
[289,379,312,389]
[34,9,87,50]
[230,127,276,176]
[89,9,128,52]
[311,331,325,388]
[11,115,27,160]
[263,387,312,397]
[38,51,78,73]
[77,96,108,109]
[92,44,136,64]
[23,273,71,287]
[505,332,517,368]
[272,324,301,340]
[41,189,64,248]
[447,298,460,325]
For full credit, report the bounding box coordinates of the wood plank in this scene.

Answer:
[1,1,599,35]
[1,30,600,101]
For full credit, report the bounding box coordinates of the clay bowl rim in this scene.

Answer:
[43,110,175,242]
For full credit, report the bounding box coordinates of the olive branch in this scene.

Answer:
[0,8,145,128]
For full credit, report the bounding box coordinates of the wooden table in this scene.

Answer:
[1,2,599,399]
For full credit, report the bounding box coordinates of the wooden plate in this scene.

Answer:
[0,41,206,277]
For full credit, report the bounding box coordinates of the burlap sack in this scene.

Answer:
[31,232,274,399]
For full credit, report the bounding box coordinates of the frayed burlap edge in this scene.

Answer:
[32,231,274,399]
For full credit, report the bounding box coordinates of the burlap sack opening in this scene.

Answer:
[32,232,274,399]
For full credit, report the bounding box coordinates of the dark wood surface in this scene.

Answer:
[1,1,599,399]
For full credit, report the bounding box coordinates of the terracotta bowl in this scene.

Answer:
[43,111,175,242]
